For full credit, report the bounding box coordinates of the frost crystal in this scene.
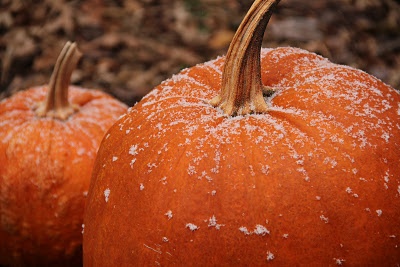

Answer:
[129,144,139,155]
[186,223,199,231]
[320,215,329,223]
[239,225,270,236]
[139,183,145,191]
[376,210,383,217]
[239,227,251,235]
[254,224,270,236]
[384,171,390,183]
[187,165,196,175]
[334,258,345,265]
[159,177,167,185]
[261,165,270,175]
[266,251,275,261]
[208,215,224,230]
[381,132,390,143]
[165,210,173,220]
[208,215,217,227]
[104,188,110,203]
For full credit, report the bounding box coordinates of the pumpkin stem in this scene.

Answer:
[209,0,280,116]
[35,41,82,120]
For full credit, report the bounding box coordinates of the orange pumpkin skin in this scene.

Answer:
[0,85,127,266]
[83,48,400,266]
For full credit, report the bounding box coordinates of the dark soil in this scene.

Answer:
[1,0,399,106]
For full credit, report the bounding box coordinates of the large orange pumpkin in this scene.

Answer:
[0,42,127,266]
[83,0,400,265]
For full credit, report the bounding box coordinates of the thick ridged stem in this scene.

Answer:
[210,0,280,116]
[36,41,82,120]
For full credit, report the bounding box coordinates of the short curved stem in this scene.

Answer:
[209,0,280,116]
[36,41,82,120]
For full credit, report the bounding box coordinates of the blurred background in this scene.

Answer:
[1,0,399,106]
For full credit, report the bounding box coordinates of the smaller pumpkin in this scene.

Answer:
[0,41,127,266]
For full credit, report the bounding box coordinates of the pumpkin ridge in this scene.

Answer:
[67,87,119,108]
[62,123,96,154]
[259,112,363,181]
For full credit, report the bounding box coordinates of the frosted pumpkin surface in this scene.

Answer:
[85,48,400,266]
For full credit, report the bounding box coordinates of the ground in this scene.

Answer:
[1,0,399,105]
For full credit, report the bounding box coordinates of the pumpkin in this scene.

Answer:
[83,0,400,265]
[0,41,127,266]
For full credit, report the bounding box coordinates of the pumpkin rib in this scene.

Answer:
[270,115,338,162]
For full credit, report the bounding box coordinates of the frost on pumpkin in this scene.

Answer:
[104,188,110,203]
[320,215,329,224]
[129,144,139,156]
[334,258,346,265]
[238,225,270,236]
[165,210,173,220]
[254,224,270,236]
[345,187,359,198]
[239,227,251,235]
[159,176,167,185]
[128,144,143,168]
[266,251,275,262]
[186,223,199,231]
[207,215,224,230]
[376,210,383,217]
